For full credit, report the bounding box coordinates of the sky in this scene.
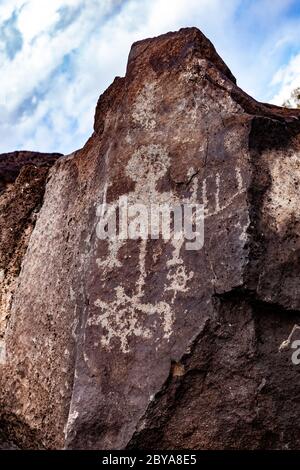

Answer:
[0,0,299,155]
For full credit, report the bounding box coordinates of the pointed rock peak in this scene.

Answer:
[94,27,237,135]
[94,27,300,136]
[127,27,236,83]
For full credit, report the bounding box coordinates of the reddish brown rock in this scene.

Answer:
[1,27,300,450]
[0,151,60,194]
[0,151,61,448]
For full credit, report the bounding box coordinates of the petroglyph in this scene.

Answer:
[132,83,157,130]
[4,27,300,451]
[89,285,173,353]
[91,145,246,353]
[166,265,194,304]
[202,167,245,218]
[90,145,197,353]
[279,324,300,351]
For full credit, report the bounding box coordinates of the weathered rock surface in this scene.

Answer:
[0,151,61,448]
[0,151,61,351]
[1,27,300,449]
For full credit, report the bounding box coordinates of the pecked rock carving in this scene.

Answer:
[1,27,300,449]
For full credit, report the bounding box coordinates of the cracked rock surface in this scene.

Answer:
[1,28,300,449]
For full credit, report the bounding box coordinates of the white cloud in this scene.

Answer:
[16,0,61,42]
[0,0,23,23]
[271,53,300,106]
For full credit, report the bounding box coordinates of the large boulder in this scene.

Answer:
[1,27,300,449]
[0,151,61,448]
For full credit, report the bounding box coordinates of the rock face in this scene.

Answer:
[0,151,61,448]
[0,151,61,351]
[1,27,300,450]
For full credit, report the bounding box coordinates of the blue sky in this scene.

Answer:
[0,0,299,154]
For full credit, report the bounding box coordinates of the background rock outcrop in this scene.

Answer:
[1,28,300,449]
[0,151,61,448]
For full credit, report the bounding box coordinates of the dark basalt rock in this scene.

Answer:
[0,151,61,194]
[1,27,300,450]
[0,151,61,449]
